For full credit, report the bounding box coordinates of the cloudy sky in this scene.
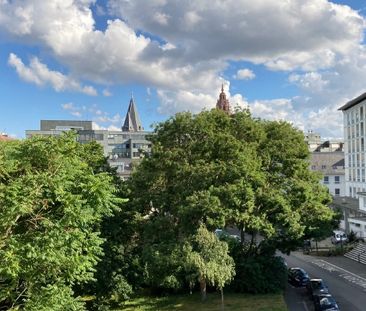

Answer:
[1,0,365,138]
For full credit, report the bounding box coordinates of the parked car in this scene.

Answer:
[331,230,348,244]
[307,279,329,300]
[288,267,310,287]
[314,293,339,311]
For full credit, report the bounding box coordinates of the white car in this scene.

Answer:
[331,230,348,244]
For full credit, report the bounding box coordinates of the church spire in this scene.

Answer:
[216,84,231,114]
[122,96,144,132]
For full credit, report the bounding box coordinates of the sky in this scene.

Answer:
[1,0,366,139]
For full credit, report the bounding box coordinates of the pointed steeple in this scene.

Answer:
[216,84,231,114]
[122,96,144,132]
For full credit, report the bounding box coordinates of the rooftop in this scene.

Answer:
[338,92,366,111]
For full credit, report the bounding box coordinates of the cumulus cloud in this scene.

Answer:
[1,0,366,138]
[109,0,364,70]
[92,122,121,131]
[8,53,97,95]
[234,68,256,80]
[62,102,84,117]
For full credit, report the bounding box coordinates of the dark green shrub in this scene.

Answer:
[228,244,287,294]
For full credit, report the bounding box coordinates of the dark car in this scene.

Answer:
[307,279,329,299]
[314,294,339,311]
[288,267,310,287]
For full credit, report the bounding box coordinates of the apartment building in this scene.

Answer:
[305,131,345,197]
[338,92,366,238]
[26,97,151,179]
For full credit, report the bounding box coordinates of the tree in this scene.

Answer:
[126,109,335,295]
[128,109,333,250]
[0,133,121,310]
[183,225,235,303]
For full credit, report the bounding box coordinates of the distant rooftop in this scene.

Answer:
[0,133,14,141]
[40,120,93,131]
[338,92,366,111]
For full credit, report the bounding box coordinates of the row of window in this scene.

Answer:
[346,106,364,125]
[323,176,341,184]
[346,138,365,152]
[109,152,144,159]
[311,165,343,170]
[349,222,366,229]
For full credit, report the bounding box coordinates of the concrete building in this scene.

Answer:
[26,97,151,180]
[0,133,14,141]
[338,92,366,238]
[305,131,345,197]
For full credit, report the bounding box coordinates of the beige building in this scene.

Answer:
[305,131,345,197]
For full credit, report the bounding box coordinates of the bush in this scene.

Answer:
[228,244,287,294]
[348,230,357,243]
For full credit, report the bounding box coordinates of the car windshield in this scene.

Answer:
[298,270,308,278]
[312,280,326,290]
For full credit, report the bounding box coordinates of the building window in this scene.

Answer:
[334,176,340,184]
[323,176,329,184]
[335,188,340,196]
[311,165,316,170]
[321,165,326,169]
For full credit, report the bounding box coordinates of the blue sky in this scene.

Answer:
[1,0,365,138]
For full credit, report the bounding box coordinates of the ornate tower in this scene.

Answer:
[122,96,144,132]
[216,84,231,114]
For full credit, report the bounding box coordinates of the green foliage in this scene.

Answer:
[347,230,358,243]
[0,133,121,310]
[229,243,287,294]
[183,225,235,292]
[123,108,335,296]
[129,109,334,252]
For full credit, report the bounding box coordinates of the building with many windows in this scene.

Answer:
[305,131,345,197]
[338,92,366,238]
[26,97,151,179]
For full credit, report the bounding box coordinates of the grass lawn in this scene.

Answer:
[118,292,287,311]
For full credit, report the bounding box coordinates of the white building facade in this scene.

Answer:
[339,93,366,239]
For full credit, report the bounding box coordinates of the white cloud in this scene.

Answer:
[289,72,329,93]
[8,53,97,95]
[62,102,84,118]
[92,122,121,131]
[234,68,255,80]
[1,0,366,138]
[109,0,364,70]
[103,89,112,96]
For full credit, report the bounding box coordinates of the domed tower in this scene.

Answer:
[216,84,231,114]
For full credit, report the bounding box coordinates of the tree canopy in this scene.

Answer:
[0,133,122,310]
[128,109,334,256]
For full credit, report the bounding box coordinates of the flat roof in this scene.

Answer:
[338,92,366,111]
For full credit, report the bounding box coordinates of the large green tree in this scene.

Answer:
[0,134,121,310]
[127,109,333,266]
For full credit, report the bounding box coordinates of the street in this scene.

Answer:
[283,251,366,311]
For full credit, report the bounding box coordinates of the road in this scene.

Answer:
[283,252,366,311]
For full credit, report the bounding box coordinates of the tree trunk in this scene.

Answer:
[316,240,318,256]
[220,287,225,311]
[249,232,256,253]
[200,277,207,301]
[240,222,245,245]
